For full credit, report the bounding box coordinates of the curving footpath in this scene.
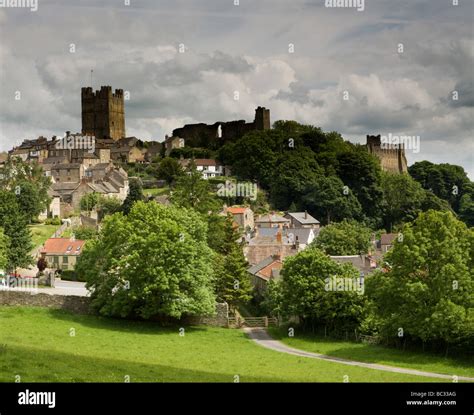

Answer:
[244,327,474,382]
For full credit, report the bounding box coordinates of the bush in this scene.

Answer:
[73,226,97,240]
[60,270,86,282]
[44,217,61,225]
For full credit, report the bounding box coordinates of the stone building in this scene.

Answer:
[41,238,86,271]
[81,86,126,140]
[366,135,408,173]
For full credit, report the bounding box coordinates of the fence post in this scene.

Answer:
[264,316,268,328]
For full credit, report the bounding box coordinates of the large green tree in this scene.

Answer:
[365,211,473,349]
[15,181,44,223]
[157,157,183,186]
[336,148,384,223]
[0,191,33,271]
[409,161,471,212]
[0,227,9,271]
[269,149,322,210]
[380,172,426,231]
[76,202,216,319]
[314,220,372,255]
[121,178,145,215]
[170,161,220,214]
[269,247,367,332]
[0,158,51,222]
[210,215,252,309]
[301,175,362,224]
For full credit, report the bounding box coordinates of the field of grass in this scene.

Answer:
[0,307,447,383]
[28,224,61,247]
[268,327,474,379]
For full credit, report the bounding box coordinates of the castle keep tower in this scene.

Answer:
[81,86,125,140]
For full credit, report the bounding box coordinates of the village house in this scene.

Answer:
[255,213,291,229]
[224,206,254,230]
[51,164,129,216]
[50,163,85,183]
[330,255,377,276]
[164,135,185,156]
[41,238,86,271]
[380,233,398,253]
[179,158,226,179]
[110,137,146,163]
[248,254,283,293]
[38,189,61,220]
[284,211,320,229]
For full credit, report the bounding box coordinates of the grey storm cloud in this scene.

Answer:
[0,0,472,177]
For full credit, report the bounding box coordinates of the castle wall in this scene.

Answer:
[172,107,270,148]
[366,135,408,174]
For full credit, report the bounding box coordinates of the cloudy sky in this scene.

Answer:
[0,0,473,177]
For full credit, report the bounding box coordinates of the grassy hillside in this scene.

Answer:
[0,307,447,383]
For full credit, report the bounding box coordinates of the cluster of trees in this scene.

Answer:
[364,210,473,350]
[265,211,473,352]
[76,164,252,319]
[0,158,51,223]
[409,161,474,226]
[314,220,372,255]
[80,193,122,220]
[218,121,462,230]
[0,190,33,272]
[0,158,59,272]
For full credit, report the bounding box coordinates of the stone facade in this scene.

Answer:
[366,135,408,173]
[81,86,126,140]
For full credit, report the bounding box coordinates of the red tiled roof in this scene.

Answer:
[257,260,283,280]
[194,159,218,166]
[41,238,86,255]
[227,207,248,214]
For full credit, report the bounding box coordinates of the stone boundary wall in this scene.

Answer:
[0,291,91,314]
[0,291,229,327]
[183,303,229,327]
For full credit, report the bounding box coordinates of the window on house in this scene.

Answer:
[63,256,69,264]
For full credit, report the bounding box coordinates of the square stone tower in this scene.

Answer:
[81,86,125,140]
[254,106,271,130]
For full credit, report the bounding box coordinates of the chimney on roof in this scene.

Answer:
[276,231,282,244]
[305,210,308,219]
[273,254,281,261]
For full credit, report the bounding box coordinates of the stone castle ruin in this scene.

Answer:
[172,106,270,149]
[366,135,408,174]
[78,84,405,173]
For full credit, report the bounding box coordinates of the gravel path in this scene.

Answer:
[244,327,474,382]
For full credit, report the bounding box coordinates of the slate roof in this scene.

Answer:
[255,213,290,224]
[248,255,283,281]
[286,211,320,225]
